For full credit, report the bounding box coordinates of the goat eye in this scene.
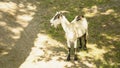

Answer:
[54,14,60,20]
[57,15,60,19]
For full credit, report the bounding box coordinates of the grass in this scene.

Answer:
[42,0,120,67]
[0,0,120,68]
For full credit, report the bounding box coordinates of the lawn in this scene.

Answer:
[0,0,120,68]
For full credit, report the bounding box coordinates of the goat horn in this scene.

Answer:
[59,11,70,13]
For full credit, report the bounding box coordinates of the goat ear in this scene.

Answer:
[76,16,81,21]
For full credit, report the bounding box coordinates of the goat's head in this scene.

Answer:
[71,15,84,23]
[50,11,69,28]
[50,12,63,28]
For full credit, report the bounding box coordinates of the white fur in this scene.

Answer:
[50,12,88,48]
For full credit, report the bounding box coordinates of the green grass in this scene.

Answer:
[0,0,120,68]
[39,0,120,67]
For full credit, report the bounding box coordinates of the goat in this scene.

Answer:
[50,11,88,61]
[71,15,88,50]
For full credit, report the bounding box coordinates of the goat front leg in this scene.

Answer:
[67,40,71,61]
[74,40,78,61]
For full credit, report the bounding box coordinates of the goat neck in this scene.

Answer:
[60,15,70,33]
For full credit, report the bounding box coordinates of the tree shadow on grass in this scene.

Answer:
[38,0,120,68]
[88,11,120,67]
[0,0,120,68]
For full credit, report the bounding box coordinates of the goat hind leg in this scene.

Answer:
[83,33,87,50]
[79,37,82,49]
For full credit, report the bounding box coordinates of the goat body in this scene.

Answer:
[50,12,88,61]
[61,16,88,42]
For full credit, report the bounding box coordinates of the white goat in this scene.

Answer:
[71,15,88,50]
[50,12,88,61]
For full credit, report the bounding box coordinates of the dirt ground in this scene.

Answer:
[0,0,120,68]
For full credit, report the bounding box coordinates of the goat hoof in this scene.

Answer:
[74,55,78,61]
[67,57,71,61]
[74,58,78,61]
[79,46,82,49]
[83,47,87,50]
[67,54,71,61]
